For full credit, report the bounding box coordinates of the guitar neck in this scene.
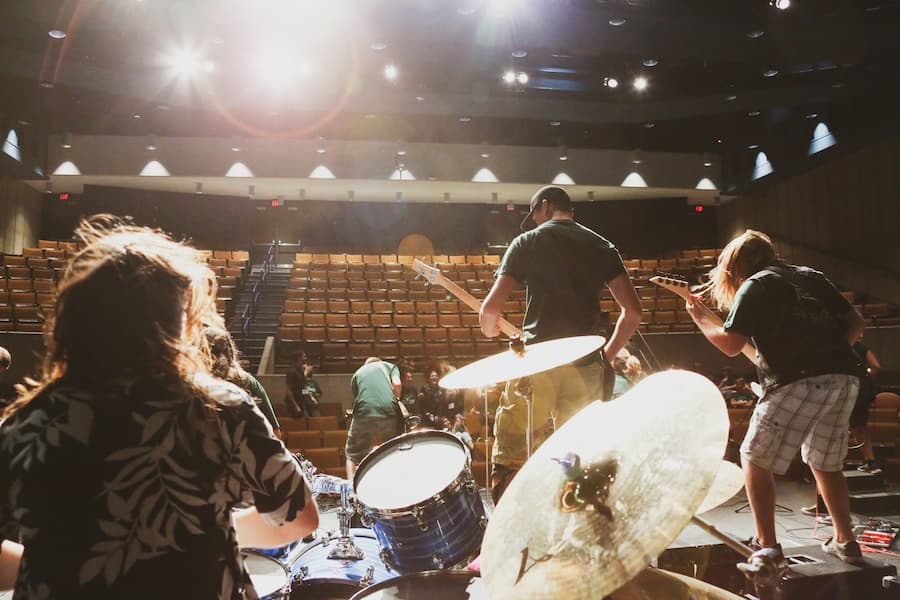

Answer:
[431,275,524,339]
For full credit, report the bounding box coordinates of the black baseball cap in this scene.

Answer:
[520,185,573,231]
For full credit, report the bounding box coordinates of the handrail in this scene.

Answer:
[240,242,276,339]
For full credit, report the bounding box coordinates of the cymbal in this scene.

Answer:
[697,461,745,515]
[610,567,745,600]
[439,335,606,390]
[480,370,729,600]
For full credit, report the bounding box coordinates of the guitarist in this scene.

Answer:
[686,229,865,565]
[479,185,643,502]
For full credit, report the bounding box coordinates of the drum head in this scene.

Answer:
[350,571,485,600]
[355,431,468,511]
[243,551,289,599]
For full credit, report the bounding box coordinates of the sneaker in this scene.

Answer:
[746,537,785,562]
[816,514,833,526]
[857,462,882,474]
[822,537,864,564]
[800,504,827,517]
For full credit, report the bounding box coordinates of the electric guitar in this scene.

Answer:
[411,259,524,339]
[649,274,757,364]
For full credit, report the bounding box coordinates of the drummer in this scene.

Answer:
[480,185,643,501]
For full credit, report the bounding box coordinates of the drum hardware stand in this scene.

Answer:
[328,483,365,561]
[690,515,788,598]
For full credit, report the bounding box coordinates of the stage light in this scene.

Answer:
[384,64,398,81]
[502,70,516,84]
[604,77,619,88]
[516,71,529,85]
[609,17,627,26]
[772,0,790,9]
[633,76,648,91]
[166,48,205,79]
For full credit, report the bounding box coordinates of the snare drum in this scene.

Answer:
[349,570,487,600]
[288,529,397,599]
[243,551,291,600]
[353,430,487,573]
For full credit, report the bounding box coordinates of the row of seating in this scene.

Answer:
[282,311,487,328]
[279,326,503,344]
[281,299,525,317]
[294,253,501,265]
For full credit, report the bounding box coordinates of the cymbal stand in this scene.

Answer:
[328,482,364,560]
[483,385,492,505]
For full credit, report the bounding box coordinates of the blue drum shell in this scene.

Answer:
[288,528,397,591]
[367,475,486,573]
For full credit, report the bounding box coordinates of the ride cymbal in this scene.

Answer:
[439,335,605,390]
[480,370,729,600]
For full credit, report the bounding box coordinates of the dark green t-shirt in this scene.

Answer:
[350,361,400,418]
[723,264,857,389]
[497,219,626,342]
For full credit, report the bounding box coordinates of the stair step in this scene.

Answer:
[844,469,887,492]
[848,491,900,515]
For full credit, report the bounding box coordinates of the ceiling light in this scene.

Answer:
[643,122,655,128]
[549,120,561,127]
[747,30,765,39]
[231,136,241,152]
[166,48,205,79]
[763,68,779,77]
[516,71,529,85]
[631,149,642,164]
[415,96,425,101]
[364,113,377,119]
[511,50,528,58]
[559,146,568,161]
[384,64,398,81]
[44,181,53,194]
[39,80,54,89]
[480,152,490,159]
[145,134,157,151]
[725,95,738,101]
[747,144,759,149]
[48,29,66,39]
[604,77,619,88]
[17,119,30,126]
[195,182,203,194]
[316,146,326,154]
[703,152,713,168]
[748,110,761,117]
[396,149,407,156]
[502,70,516,84]
[772,0,790,9]
[248,184,255,199]
[805,112,819,119]
[458,116,471,123]
[370,42,387,50]
[61,132,73,149]
[633,76,648,91]
[609,17,627,26]
[131,113,141,119]
[642,58,658,67]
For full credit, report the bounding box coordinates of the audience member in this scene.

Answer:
[399,368,419,417]
[850,335,882,474]
[0,346,14,409]
[285,351,309,417]
[299,363,323,417]
[417,368,448,428]
[0,215,317,599]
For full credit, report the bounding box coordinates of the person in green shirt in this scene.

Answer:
[345,357,402,480]
[479,185,643,502]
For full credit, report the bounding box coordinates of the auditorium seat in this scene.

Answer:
[370,313,393,327]
[288,430,323,450]
[308,416,340,431]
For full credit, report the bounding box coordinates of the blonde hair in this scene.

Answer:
[695,229,777,310]
[4,215,222,417]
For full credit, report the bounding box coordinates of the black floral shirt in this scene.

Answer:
[0,374,307,600]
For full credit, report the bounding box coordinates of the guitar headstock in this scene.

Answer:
[412,259,442,285]
[649,272,692,299]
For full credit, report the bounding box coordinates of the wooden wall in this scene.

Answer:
[0,176,41,254]
[718,134,900,303]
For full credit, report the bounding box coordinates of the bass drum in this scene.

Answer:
[242,551,291,600]
[288,529,397,599]
[353,430,487,573]
[349,570,486,600]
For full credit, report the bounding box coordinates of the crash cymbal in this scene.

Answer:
[439,335,606,390]
[480,370,729,600]
[610,567,745,600]
[697,461,745,515]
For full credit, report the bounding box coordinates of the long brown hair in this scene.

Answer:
[4,215,222,417]
[695,229,777,310]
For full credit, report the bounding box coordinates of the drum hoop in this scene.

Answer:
[348,569,482,600]
[361,468,474,518]
[242,550,290,596]
[354,430,472,514]
[295,529,378,556]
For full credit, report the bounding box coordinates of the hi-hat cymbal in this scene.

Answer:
[480,370,729,600]
[439,335,606,390]
[610,567,745,599]
[697,461,745,515]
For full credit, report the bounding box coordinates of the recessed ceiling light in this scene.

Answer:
[763,68,779,77]
[805,112,819,119]
[396,149,407,156]
[643,122,655,128]
[642,58,658,67]
[748,110,761,117]
[609,17,627,26]
[458,116,471,123]
[725,94,738,101]
[17,119,30,126]
[747,30,765,39]
[48,29,66,39]
[511,50,528,58]
[549,120,561,127]
[772,0,790,9]
[604,77,619,88]
[415,96,425,101]
[316,147,327,154]
[747,144,759,149]
[132,113,141,119]
[502,70,516,84]
[480,152,490,159]
[717,139,723,144]
[370,42,387,50]
[39,80,54,89]
[515,71,529,85]
[384,64,398,81]
[633,76,648,91]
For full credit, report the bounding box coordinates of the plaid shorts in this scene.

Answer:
[740,373,858,474]
[345,416,401,465]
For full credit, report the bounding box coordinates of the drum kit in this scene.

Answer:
[244,335,764,599]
